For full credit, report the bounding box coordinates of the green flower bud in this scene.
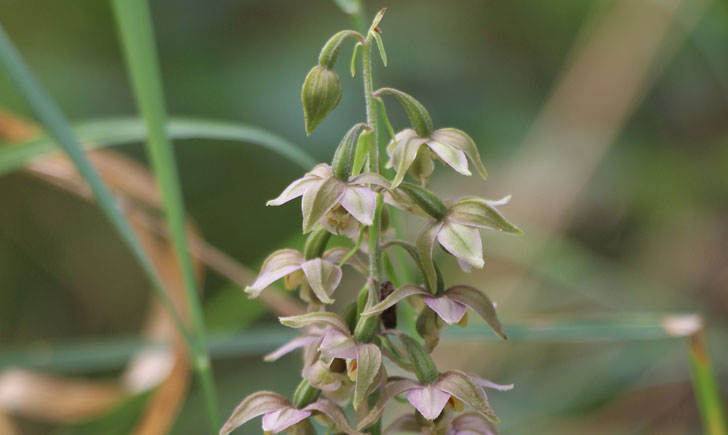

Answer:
[302,65,342,136]
[416,306,444,352]
[332,123,370,181]
[399,333,439,385]
[292,379,321,408]
[303,227,332,260]
[398,182,447,220]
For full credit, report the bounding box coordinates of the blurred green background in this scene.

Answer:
[1,0,727,433]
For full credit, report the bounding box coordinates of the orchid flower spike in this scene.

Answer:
[267,163,389,234]
[219,391,363,435]
[361,284,506,340]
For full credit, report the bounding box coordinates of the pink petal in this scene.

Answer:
[261,408,311,433]
[309,163,334,178]
[266,176,321,206]
[340,185,377,226]
[319,327,358,359]
[301,258,342,304]
[264,335,319,362]
[406,386,451,420]
[246,249,304,297]
[423,295,468,324]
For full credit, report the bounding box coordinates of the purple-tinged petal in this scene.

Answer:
[280,312,350,334]
[309,163,334,179]
[266,176,321,206]
[340,185,377,226]
[360,284,428,317]
[437,221,484,270]
[446,286,506,340]
[220,391,290,435]
[417,221,444,293]
[322,247,348,264]
[423,295,468,325]
[406,386,451,420]
[469,375,514,391]
[301,176,346,233]
[304,399,365,435]
[245,249,304,297]
[353,344,382,410]
[358,379,420,430]
[261,407,311,433]
[435,370,499,423]
[319,327,358,359]
[426,139,470,176]
[301,258,342,304]
[264,335,319,362]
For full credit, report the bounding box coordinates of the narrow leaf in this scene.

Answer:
[373,31,387,66]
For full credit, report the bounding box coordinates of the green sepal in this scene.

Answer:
[374,87,433,137]
[372,31,387,66]
[399,333,439,385]
[398,182,447,220]
[350,42,360,78]
[342,301,358,333]
[416,306,443,352]
[303,227,332,260]
[354,279,381,343]
[292,378,321,408]
[332,123,370,181]
[352,128,373,176]
[318,30,364,69]
[302,66,342,135]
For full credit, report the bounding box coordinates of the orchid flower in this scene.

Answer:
[219,391,362,435]
[361,284,506,340]
[358,371,512,430]
[386,128,489,188]
[245,247,353,304]
[414,194,521,292]
[279,312,383,410]
[267,163,389,234]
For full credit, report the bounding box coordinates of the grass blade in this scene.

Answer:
[0,24,192,350]
[0,117,316,176]
[110,0,220,430]
[688,330,728,435]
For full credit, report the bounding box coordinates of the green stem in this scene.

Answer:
[688,330,727,435]
[362,39,380,175]
[110,0,219,431]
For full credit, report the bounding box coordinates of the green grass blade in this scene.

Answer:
[688,331,728,435]
[0,117,316,177]
[110,0,220,430]
[0,24,191,345]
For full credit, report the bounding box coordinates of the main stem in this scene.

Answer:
[363,38,382,283]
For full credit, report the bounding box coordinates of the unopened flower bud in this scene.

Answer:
[416,306,444,352]
[398,182,447,220]
[399,333,439,385]
[302,65,342,136]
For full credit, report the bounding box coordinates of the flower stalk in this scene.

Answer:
[222,6,522,434]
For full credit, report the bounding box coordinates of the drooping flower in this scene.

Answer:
[357,371,512,430]
[279,312,383,410]
[219,391,362,435]
[245,247,357,304]
[267,163,389,234]
[383,410,499,435]
[386,128,489,188]
[373,87,488,188]
[361,284,506,340]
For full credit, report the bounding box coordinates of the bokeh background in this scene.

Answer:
[1,0,727,433]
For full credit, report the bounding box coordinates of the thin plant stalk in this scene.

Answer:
[0,25,192,347]
[110,0,220,431]
[688,330,727,435]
